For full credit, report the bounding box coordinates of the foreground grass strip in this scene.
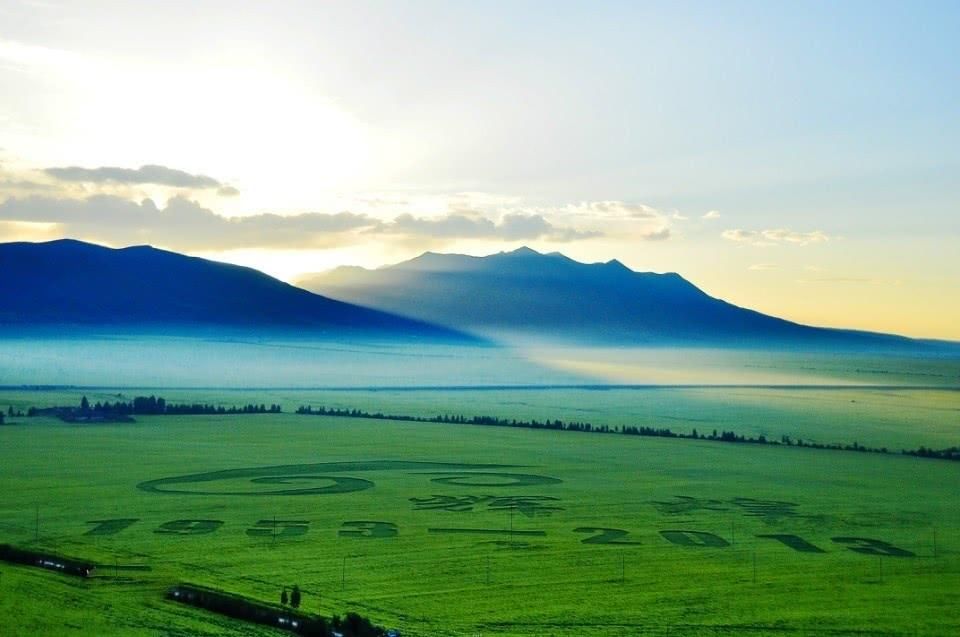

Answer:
[0,543,96,578]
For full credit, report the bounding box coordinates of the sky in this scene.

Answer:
[0,0,957,339]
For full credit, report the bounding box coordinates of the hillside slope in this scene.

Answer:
[302,247,930,349]
[0,239,474,341]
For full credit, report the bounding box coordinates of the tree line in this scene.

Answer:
[27,396,282,419]
[168,583,385,637]
[903,445,960,461]
[295,404,959,462]
[3,405,28,424]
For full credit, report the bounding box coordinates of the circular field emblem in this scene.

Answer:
[138,474,373,496]
[420,472,562,487]
[137,460,528,496]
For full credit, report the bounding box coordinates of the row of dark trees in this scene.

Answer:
[281,585,302,608]
[26,396,282,417]
[296,404,958,462]
[295,405,606,432]
[2,405,29,424]
[0,544,96,578]
[905,446,960,461]
[168,584,385,637]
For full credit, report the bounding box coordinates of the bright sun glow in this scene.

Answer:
[11,46,372,211]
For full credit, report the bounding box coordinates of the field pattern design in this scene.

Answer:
[2,406,958,637]
[418,472,562,488]
[410,495,564,517]
[136,460,522,496]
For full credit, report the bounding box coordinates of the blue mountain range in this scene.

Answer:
[303,246,950,350]
[0,239,473,341]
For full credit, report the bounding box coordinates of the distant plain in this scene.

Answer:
[0,338,958,636]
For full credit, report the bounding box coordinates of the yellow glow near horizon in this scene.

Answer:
[190,235,960,342]
[0,221,63,242]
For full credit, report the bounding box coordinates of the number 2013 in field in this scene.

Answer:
[81,519,916,557]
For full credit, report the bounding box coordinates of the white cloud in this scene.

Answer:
[702,210,721,220]
[45,164,235,193]
[0,176,57,193]
[0,194,371,250]
[0,38,82,71]
[748,263,778,271]
[0,194,603,249]
[567,201,661,219]
[721,229,769,245]
[536,200,673,241]
[375,211,601,242]
[640,225,671,241]
[722,228,830,246]
[762,228,829,244]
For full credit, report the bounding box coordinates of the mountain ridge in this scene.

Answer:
[0,239,476,342]
[301,246,941,350]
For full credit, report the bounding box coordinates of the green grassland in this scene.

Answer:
[5,384,959,451]
[1,404,959,636]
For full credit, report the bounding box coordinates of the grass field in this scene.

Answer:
[4,384,959,451]
[2,397,959,636]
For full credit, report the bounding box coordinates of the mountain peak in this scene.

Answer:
[504,246,541,257]
[299,244,921,348]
